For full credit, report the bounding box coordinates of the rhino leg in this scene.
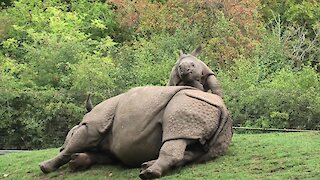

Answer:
[39,125,101,173]
[139,139,191,179]
[69,152,115,171]
[140,148,203,171]
[141,160,156,170]
[206,75,223,97]
[196,119,233,163]
[175,150,204,167]
[69,153,92,171]
[39,150,72,173]
[185,81,204,91]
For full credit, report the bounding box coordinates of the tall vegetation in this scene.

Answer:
[0,0,319,149]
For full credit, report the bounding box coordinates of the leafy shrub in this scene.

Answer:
[0,0,119,149]
[0,88,84,149]
[112,27,202,91]
[109,0,263,69]
[1,0,320,150]
[0,56,83,149]
[220,59,320,129]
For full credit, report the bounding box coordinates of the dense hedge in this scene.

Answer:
[0,0,319,149]
[220,60,320,129]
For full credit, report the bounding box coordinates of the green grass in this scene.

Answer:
[1,132,320,179]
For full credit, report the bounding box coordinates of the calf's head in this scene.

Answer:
[177,46,203,82]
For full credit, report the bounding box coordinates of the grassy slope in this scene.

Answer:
[0,132,319,180]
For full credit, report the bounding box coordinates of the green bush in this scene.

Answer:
[1,0,320,150]
[0,0,119,149]
[111,27,203,92]
[0,56,84,149]
[0,88,84,149]
[220,59,320,129]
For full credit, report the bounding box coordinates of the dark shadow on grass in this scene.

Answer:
[38,162,141,179]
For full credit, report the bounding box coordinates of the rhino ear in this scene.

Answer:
[179,50,184,57]
[85,94,93,113]
[191,45,202,57]
[167,65,181,86]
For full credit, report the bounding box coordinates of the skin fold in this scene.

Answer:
[39,86,232,179]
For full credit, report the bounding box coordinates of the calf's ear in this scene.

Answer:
[85,94,93,113]
[179,50,184,57]
[191,45,202,57]
[167,65,181,86]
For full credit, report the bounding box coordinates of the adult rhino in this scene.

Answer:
[39,86,233,179]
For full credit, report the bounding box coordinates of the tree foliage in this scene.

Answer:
[0,0,118,149]
[0,0,319,149]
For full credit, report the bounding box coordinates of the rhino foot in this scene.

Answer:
[39,160,58,173]
[69,153,92,171]
[139,168,161,180]
[141,160,156,170]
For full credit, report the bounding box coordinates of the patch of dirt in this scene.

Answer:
[270,166,286,173]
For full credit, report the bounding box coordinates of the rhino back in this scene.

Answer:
[162,89,224,145]
[110,86,194,167]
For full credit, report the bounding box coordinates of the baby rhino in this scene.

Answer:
[168,46,223,97]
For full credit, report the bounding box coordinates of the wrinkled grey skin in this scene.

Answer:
[39,86,232,179]
[168,46,223,97]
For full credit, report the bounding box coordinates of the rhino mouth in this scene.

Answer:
[180,72,199,82]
